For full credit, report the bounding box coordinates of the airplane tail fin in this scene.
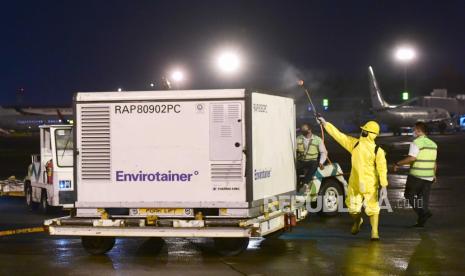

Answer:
[368,66,390,110]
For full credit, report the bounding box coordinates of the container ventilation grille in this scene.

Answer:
[80,106,111,180]
[210,163,242,182]
[212,104,225,123]
[220,125,232,138]
[209,102,242,161]
[227,104,240,119]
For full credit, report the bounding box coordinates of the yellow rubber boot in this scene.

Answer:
[370,214,380,241]
[350,213,363,235]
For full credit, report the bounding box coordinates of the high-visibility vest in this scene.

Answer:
[409,135,437,178]
[296,134,321,161]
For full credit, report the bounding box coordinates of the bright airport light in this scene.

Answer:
[216,50,241,74]
[395,46,416,63]
[170,70,185,82]
[117,88,122,92]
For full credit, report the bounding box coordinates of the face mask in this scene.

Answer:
[360,130,369,138]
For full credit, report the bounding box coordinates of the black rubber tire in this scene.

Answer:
[318,178,344,216]
[81,236,116,255]
[39,190,50,214]
[213,237,249,256]
[25,184,38,211]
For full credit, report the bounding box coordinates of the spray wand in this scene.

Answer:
[297,80,319,118]
[297,80,332,164]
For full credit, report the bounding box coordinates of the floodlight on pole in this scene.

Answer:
[170,70,185,82]
[216,50,241,74]
[395,47,416,62]
[394,46,417,94]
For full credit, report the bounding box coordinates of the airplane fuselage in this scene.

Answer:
[367,66,456,133]
[373,105,453,131]
[0,107,72,132]
[0,114,71,132]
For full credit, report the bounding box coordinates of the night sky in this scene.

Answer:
[1,0,464,106]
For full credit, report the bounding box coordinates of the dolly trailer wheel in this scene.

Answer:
[81,236,116,255]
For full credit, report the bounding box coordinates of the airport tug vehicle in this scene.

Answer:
[44,89,347,256]
[299,163,348,216]
[24,125,74,212]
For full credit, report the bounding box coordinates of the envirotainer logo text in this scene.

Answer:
[116,170,199,182]
[254,169,271,180]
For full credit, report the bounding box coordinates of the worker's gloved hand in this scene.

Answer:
[380,187,388,201]
[317,116,327,125]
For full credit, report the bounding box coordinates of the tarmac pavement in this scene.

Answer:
[1,134,464,275]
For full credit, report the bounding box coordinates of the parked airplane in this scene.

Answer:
[0,106,72,134]
[368,66,454,134]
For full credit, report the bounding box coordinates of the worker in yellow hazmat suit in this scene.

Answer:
[318,117,388,241]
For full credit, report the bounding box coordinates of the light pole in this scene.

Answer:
[395,46,416,94]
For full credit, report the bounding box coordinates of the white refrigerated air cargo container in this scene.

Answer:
[75,89,296,210]
[46,89,310,255]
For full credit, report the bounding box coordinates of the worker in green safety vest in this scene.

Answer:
[394,122,437,227]
[296,123,328,186]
